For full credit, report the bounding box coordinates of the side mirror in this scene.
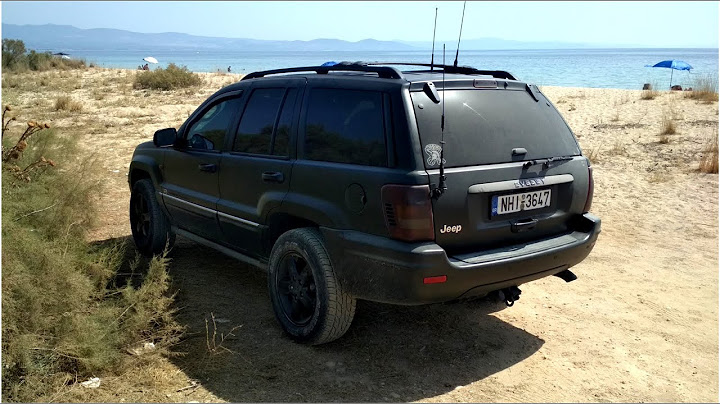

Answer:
[153,128,178,147]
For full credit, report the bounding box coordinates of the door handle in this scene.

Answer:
[198,163,217,173]
[262,171,284,183]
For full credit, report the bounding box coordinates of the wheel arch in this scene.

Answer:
[128,156,163,190]
[263,212,320,256]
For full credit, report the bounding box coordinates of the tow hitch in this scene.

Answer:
[496,286,522,307]
[554,269,577,283]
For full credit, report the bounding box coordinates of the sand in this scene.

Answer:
[2,67,718,402]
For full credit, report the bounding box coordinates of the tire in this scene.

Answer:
[268,228,356,345]
[129,179,175,257]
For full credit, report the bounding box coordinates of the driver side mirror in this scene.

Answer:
[153,128,178,147]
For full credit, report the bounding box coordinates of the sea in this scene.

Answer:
[73,48,718,90]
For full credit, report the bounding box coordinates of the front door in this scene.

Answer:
[161,94,244,241]
[217,80,304,256]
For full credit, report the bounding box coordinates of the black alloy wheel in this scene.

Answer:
[130,192,151,244]
[129,179,175,257]
[276,253,317,326]
[267,228,356,345]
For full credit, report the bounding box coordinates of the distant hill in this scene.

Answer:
[1,23,643,53]
[1,24,418,52]
[398,37,646,50]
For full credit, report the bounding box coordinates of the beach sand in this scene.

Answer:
[2,67,718,402]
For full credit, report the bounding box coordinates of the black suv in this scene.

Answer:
[128,62,600,345]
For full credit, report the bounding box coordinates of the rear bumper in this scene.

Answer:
[321,213,600,305]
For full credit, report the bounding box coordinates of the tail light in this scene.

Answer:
[583,165,594,213]
[381,184,435,242]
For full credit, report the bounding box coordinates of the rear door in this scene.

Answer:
[410,82,590,254]
[216,79,304,256]
[161,93,244,241]
[288,80,398,237]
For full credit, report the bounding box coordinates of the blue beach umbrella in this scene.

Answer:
[645,60,693,89]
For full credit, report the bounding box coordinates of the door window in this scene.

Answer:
[272,88,298,156]
[186,97,243,151]
[233,88,285,155]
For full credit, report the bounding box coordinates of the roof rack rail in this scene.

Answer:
[241,63,404,80]
[365,62,517,80]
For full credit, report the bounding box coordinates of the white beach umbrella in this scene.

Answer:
[143,57,159,64]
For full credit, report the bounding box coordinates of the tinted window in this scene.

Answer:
[234,88,285,154]
[304,89,386,166]
[186,97,242,151]
[411,89,581,168]
[272,88,297,156]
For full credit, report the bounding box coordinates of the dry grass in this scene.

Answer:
[698,130,719,174]
[618,91,631,105]
[641,87,660,100]
[205,312,243,356]
[648,170,671,183]
[585,146,601,164]
[660,114,677,135]
[685,74,719,103]
[668,100,684,121]
[607,140,627,157]
[2,77,20,89]
[54,95,83,112]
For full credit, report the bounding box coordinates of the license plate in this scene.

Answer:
[491,189,552,216]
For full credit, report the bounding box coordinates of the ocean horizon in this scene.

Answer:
[68,47,717,90]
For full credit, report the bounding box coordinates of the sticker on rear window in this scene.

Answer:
[425,144,446,167]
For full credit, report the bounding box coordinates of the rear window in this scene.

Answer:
[303,88,387,167]
[411,88,580,168]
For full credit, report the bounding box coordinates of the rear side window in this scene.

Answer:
[186,97,243,151]
[304,89,387,167]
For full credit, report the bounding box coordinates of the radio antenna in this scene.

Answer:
[453,0,466,68]
[430,7,438,71]
[432,44,448,199]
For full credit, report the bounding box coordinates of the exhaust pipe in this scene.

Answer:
[489,286,522,307]
[554,269,577,283]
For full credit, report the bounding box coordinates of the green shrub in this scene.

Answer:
[2,39,26,70]
[1,109,182,402]
[2,39,86,72]
[133,63,202,90]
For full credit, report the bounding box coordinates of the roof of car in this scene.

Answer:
[241,63,516,81]
[219,63,524,94]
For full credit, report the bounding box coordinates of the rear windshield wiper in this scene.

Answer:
[523,155,575,169]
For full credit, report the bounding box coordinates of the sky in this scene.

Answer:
[1,1,718,48]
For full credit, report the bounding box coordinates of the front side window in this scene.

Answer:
[233,88,285,155]
[304,89,386,167]
[186,97,243,151]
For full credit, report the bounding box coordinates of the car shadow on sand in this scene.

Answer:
[106,237,545,402]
